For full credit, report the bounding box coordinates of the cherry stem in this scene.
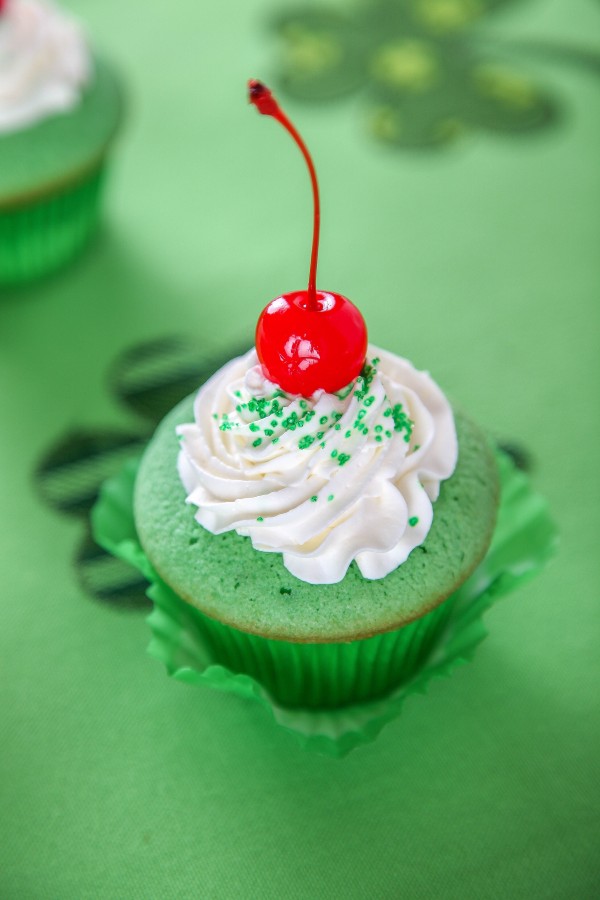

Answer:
[248,79,320,311]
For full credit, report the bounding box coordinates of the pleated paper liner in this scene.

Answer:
[0,165,106,285]
[92,452,556,756]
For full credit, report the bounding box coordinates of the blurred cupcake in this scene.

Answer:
[0,0,123,285]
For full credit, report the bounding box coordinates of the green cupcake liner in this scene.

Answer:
[0,165,106,285]
[93,452,556,756]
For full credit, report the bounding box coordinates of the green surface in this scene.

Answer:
[0,57,122,207]
[0,0,599,897]
[135,397,499,641]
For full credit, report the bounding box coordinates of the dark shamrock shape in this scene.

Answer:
[35,336,250,609]
[109,336,251,426]
[270,0,600,149]
[36,429,148,517]
[76,526,151,610]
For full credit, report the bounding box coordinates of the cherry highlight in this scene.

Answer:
[248,79,320,310]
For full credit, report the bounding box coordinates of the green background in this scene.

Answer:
[1,0,599,897]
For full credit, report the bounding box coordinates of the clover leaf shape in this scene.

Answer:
[271,0,566,148]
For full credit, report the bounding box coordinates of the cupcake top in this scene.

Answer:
[177,347,458,585]
[135,393,498,641]
[0,0,91,135]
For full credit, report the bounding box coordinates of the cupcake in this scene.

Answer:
[134,346,498,710]
[93,81,554,754]
[0,0,123,285]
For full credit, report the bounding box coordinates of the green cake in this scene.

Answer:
[127,76,500,706]
[91,81,555,749]
[125,337,501,713]
[0,0,124,285]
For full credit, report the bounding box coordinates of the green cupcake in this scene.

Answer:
[93,81,555,754]
[132,354,499,709]
[0,0,123,285]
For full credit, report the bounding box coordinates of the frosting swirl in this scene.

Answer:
[0,0,91,135]
[177,347,458,584]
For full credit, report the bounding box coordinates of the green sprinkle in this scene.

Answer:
[358,409,366,420]
[272,437,279,444]
[310,495,318,502]
[345,430,352,438]
[249,423,259,432]
[252,438,262,447]
[298,435,315,450]
[375,425,383,433]
[316,431,324,440]
[409,516,419,527]
[413,444,421,452]
[375,435,382,442]
[319,416,328,425]
[334,423,341,430]
[257,516,264,522]
[332,411,343,421]
[335,383,354,400]
[364,396,374,407]
[271,420,278,428]
[320,442,325,448]
[264,429,274,436]
[372,357,380,365]
[331,449,338,458]
[337,452,351,466]
[300,399,308,409]
[212,413,217,420]
[234,390,241,398]
[327,494,334,501]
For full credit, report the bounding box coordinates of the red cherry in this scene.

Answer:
[248,80,367,396]
[256,290,367,396]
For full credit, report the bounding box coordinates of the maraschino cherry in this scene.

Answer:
[249,79,367,398]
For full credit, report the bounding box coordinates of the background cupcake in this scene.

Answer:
[0,0,123,285]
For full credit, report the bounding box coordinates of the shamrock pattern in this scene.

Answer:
[35,337,250,609]
[270,0,600,148]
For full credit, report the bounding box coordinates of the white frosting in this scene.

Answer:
[177,347,458,585]
[0,0,91,135]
